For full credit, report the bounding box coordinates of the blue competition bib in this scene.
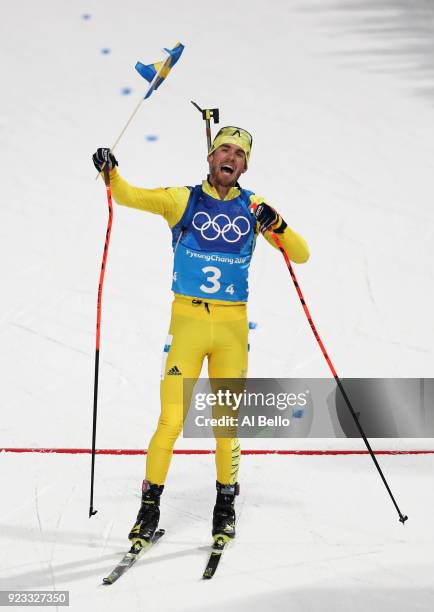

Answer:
[171,185,257,302]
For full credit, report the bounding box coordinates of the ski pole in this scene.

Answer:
[89,164,113,518]
[254,207,408,525]
[191,101,219,152]
[89,42,184,517]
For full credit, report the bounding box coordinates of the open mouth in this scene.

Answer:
[220,164,234,176]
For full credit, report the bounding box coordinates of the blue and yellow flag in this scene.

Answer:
[135,42,184,100]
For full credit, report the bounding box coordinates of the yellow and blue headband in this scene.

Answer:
[209,126,253,165]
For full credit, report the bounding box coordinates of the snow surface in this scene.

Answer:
[1,451,433,611]
[1,0,433,610]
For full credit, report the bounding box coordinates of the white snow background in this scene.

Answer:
[1,0,433,610]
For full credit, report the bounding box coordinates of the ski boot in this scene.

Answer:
[212,481,240,540]
[129,479,164,544]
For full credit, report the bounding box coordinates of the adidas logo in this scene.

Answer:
[167,365,182,376]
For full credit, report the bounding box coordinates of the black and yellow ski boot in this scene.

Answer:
[129,480,164,544]
[212,481,240,541]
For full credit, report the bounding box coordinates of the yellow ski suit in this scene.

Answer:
[110,169,310,484]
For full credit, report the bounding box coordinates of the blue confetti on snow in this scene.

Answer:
[101,48,111,55]
[292,409,304,419]
[121,87,132,96]
[248,321,257,330]
[145,135,159,142]
[82,14,91,20]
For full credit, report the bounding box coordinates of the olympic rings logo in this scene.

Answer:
[192,212,251,243]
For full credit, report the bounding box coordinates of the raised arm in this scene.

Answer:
[92,148,189,228]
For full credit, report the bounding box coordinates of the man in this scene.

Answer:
[92,126,309,546]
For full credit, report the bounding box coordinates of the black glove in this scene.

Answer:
[92,148,118,173]
[254,202,278,233]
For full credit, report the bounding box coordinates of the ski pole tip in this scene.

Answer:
[89,508,98,518]
[399,514,408,525]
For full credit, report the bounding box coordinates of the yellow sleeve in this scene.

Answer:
[249,195,310,263]
[109,168,189,228]
[264,223,310,263]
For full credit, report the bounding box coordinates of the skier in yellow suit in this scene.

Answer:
[92,126,309,544]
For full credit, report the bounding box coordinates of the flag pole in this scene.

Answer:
[96,42,185,180]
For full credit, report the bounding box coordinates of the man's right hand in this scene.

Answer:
[92,148,118,173]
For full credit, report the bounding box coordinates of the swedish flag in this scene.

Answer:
[135,42,184,99]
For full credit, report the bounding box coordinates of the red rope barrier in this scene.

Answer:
[1,448,433,456]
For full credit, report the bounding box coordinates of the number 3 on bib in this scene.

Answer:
[200,266,235,296]
[200,266,221,294]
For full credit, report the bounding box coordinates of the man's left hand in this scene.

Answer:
[254,203,278,233]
